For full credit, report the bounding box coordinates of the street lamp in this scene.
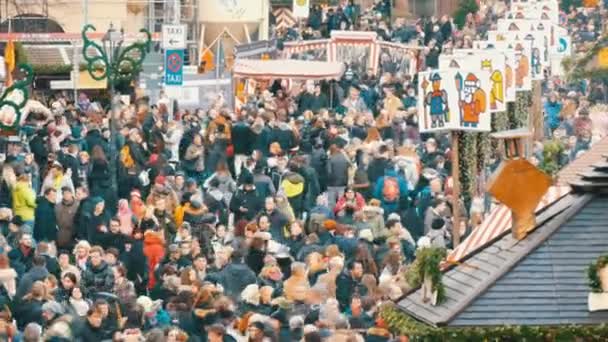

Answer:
[81,24,150,187]
[82,23,151,106]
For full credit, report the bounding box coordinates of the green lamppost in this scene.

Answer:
[82,23,150,131]
[81,24,150,184]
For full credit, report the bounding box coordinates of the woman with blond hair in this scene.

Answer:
[72,240,91,271]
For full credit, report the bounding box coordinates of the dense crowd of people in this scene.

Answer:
[0,0,603,341]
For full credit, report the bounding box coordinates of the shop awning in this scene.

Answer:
[233,59,345,80]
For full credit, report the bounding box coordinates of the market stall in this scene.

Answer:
[233,59,345,80]
[281,31,421,76]
[232,58,345,110]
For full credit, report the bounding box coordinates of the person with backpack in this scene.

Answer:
[118,129,149,199]
[373,165,408,218]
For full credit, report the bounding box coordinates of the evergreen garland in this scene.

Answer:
[405,247,447,305]
[453,0,479,29]
[512,91,532,129]
[588,255,608,293]
[458,132,477,210]
[379,304,608,341]
[539,139,564,176]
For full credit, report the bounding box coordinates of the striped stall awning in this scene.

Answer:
[233,59,345,80]
[283,40,330,54]
[446,185,572,263]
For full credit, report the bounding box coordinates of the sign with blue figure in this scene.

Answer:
[165,49,184,86]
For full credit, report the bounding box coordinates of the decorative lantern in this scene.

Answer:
[486,129,552,240]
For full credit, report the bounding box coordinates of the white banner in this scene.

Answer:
[445,49,510,109]
[418,69,492,133]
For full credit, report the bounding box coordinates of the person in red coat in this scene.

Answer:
[334,187,366,218]
[143,230,165,289]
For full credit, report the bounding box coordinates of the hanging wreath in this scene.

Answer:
[405,247,447,305]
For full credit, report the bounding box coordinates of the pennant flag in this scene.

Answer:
[4,40,15,86]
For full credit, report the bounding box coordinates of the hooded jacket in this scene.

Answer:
[12,180,37,221]
[143,230,165,289]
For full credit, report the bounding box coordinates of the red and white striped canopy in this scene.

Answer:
[283,39,330,54]
[233,59,345,80]
[447,185,572,263]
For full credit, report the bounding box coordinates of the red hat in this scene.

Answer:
[465,73,479,82]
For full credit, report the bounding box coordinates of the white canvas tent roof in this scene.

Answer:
[233,59,345,80]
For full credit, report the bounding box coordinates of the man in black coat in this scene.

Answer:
[336,260,367,311]
[229,174,262,222]
[34,188,58,243]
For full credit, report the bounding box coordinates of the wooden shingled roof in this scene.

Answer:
[397,137,608,327]
[556,136,608,186]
